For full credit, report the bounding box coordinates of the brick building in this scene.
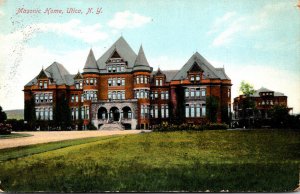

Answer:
[233,87,292,123]
[23,37,232,130]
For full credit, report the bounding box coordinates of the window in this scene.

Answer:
[191,104,195,117]
[121,79,125,86]
[228,89,231,98]
[112,79,116,86]
[190,75,195,82]
[161,91,165,100]
[185,104,190,118]
[108,66,112,72]
[196,75,200,81]
[166,91,169,99]
[117,78,121,86]
[112,66,116,72]
[49,93,53,102]
[75,95,78,102]
[86,106,89,119]
[159,79,163,86]
[201,104,206,116]
[71,95,75,102]
[185,88,189,98]
[196,104,201,117]
[201,89,206,97]
[39,81,43,88]
[79,81,83,89]
[122,91,125,99]
[35,94,39,103]
[45,94,48,102]
[155,79,159,86]
[154,91,158,99]
[141,76,144,84]
[166,105,169,118]
[44,81,47,88]
[191,88,195,97]
[196,88,200,97]
[161,105,165,118]
[121,66,125,72]
[49,108,53,120]
[154,105,158,118]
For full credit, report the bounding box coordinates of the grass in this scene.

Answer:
[0,133,32,139]
[0,135,122,162]
[0,129,299,192]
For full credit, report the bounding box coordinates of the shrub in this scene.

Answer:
[153,122,228,132]
[0,123,12,135]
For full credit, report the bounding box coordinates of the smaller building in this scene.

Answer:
[233,87,293,127]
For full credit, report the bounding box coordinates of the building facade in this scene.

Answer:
[23,37,232,130]
[233,87,292,127]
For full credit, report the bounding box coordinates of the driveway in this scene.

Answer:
[0,130,150,149]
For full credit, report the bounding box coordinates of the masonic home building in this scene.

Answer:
[23,37,232,130]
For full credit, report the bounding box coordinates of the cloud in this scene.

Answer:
[108,10,151,29]
[21,19,108,44]
[207,12,237,35]
[225,64,300,114]
[210,2,293,47]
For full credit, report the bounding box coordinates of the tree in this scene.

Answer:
[206,96,219,123]
[269,105,290,128]
[0,106,7,123]
[238,81,255,128]
[239,80,255,96]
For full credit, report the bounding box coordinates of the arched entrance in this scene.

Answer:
[110,107,120,121]
[98,107,107,120]
[122,106,132,119]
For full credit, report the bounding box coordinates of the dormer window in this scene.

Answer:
[112,67,116,72]
[43,81,48,89]
[121,66,125,72]
[196,75,200,81]
[190,75,195,82]
[108,66,112,72]
[39,81,43,89]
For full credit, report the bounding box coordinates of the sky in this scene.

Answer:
[0,0,299,113]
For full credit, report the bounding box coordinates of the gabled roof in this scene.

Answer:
[188,62,203,72]
[74,71,83,79]
[151,70,179,82]
[97,36,137,69]
[154,68,165,76]
[25,62,73,86]
[251,87,286,97]
[133,45,151,72]
[36,68,51,79]
[83,49,99,73]
[173,52,229,80]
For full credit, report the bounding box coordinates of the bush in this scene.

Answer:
[0,123,12,135]
[153,122,228,132]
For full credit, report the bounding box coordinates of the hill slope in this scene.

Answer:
[4,109,24,120]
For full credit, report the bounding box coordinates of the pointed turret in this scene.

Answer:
[133,45,152,72]
[83,49,99,74]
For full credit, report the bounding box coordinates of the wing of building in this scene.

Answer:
[23,37,232,130]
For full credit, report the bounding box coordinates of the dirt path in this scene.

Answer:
[0,130,148,149]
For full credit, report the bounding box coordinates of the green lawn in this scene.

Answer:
[0,133,32,139]
[0,130,299,192]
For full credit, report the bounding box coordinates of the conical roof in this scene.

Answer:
[133,45,151,72]
[97,36,137,69]
[83,49,99,74]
